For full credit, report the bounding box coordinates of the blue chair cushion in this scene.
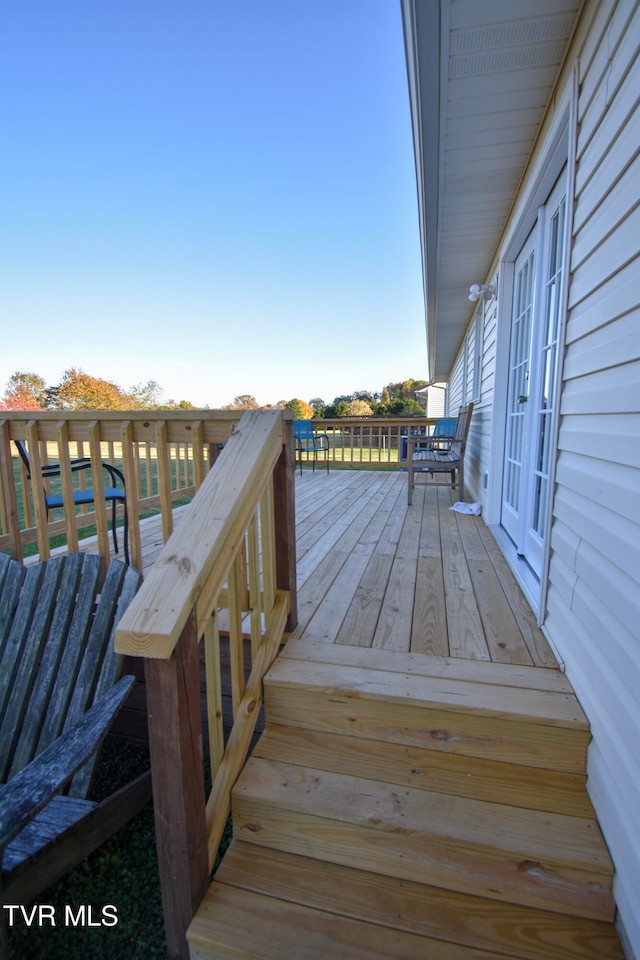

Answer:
[46,488,126,509]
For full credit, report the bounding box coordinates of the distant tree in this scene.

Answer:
[323,400,349,419]
[125,380,163,408]
[3,372,48,409]
[345,399,373,417]
[385,378,428,404]
[51,368,125,410]
[227,394,259,410]
[285,398,313,420]
[352,389,378,404]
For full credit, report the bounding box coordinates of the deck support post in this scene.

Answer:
[274,418,298,632]
[144,612,208,960]
[0,420,23,562]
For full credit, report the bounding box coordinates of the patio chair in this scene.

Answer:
[0,552,151,924]
[407,403,474,505]
[15,439,129,564]
[293,420,329,476]
[430,417,459,452]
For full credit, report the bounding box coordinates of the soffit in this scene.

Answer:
[403,0,581,381]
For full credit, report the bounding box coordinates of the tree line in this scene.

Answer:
[0,370,196,412]
[1,369,428,417]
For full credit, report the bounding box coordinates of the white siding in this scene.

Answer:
[548,4,640,945]
[445,2,640,952]
[446,295,497,506]
[423,384,446,418]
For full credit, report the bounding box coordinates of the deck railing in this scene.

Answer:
[0,409,242,568]
[114,409,296,959]
[299,416,438,467]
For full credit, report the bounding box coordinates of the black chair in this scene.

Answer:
[15,440,129,564]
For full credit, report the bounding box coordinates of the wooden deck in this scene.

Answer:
[288,469,556,665]
[132,468,557,667]
[29,469,623,958]
[42,467,554,669]
[183,470,621,960]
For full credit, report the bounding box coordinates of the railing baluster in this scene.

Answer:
[260,479,276,613]
[144,441,153,498]
[227,550,245,715]
[192,421,205,491]
[0,420,23,562]
[56,420,79,553]
[26,421,50,561]
[155,420,173,541]
[273,418,297,631]
[88,420,110,564]
[121,420,142,570]
[247,512,262,659]
[204,611,224,776]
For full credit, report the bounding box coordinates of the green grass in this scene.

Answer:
[5,741,233,960]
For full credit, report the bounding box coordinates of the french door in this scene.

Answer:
[501,173,567,581]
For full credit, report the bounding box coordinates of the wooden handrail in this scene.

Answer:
[115,410,288,659]
[114,409,297,959]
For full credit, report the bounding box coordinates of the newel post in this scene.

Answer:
[144,611,209,960]
[273,417,298,631]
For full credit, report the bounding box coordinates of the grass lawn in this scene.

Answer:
[6,740,232,960]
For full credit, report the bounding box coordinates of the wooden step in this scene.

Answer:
[190,840,623,960]
[254,724,594,817]
[231,755,615,921]
[189,639,621,959]
[190,875,520,959]
[264,641,591,773]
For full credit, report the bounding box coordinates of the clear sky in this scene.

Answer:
[1,0,426,409]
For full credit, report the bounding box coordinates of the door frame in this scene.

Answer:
[486,79,577,623]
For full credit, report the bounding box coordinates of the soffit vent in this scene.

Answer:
[449,14,576,56]
[450,40,568,77]
[449,14,576,78]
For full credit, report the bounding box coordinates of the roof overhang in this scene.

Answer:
[400,0,582,382]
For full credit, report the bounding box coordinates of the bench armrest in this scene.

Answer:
[0,676,135,852]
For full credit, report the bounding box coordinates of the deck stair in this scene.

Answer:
[187,639,623,959]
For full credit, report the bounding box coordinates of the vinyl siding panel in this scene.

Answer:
[445,298,497,505]
[565,256,638,343]
[442,2,640,952]
[547,1,640,954]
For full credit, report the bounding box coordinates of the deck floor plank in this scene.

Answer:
[437,485,491,660]
[41,468,557,670]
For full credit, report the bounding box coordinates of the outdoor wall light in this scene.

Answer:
[468,283,496,302]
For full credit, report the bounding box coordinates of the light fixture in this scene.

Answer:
[468,283,496,302]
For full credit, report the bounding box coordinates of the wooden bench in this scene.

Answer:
[0,552,151,937]
[407,403,474,505]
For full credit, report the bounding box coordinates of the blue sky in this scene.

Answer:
[1,0,426,408]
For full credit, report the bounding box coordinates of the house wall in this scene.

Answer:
[422,383,447,418]
[447,2,640,954]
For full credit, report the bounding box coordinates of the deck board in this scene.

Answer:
[34,468,556,668]
[290,471,555,665]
